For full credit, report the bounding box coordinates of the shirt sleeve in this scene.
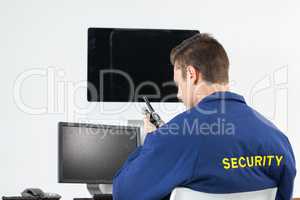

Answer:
[112,127,198,200]
[275,137,297,200]
[112,146,143,179]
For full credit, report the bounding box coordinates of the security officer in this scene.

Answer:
[112,33,296,200]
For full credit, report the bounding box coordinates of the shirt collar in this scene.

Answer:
[197,91,246,105]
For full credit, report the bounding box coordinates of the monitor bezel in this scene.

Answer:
[58,121,141,184]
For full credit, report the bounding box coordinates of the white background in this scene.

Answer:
[0,0,299,199]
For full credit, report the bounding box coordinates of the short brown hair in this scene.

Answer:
[170,33,229,84]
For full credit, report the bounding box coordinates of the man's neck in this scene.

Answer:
[193,83,229,107]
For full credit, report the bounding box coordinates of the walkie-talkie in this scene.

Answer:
[142,96,164,128]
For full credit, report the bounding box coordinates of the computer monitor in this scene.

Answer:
[88,27,199,102]
[58,122,140,187]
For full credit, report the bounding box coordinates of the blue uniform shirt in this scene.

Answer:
[113,91,296,200]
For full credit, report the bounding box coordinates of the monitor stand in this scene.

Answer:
[87,184,103,195]
[86,184,113,199]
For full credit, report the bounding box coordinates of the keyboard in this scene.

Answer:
[2,197,60,200]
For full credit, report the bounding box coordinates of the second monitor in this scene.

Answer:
[58,122,140,195]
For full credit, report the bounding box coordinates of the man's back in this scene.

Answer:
[179,92,296,198]
[113,92,296,200]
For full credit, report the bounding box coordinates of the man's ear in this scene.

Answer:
[186,65,201,84]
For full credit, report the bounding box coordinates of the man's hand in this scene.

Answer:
[143,114,157,134]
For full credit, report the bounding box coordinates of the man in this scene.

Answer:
[112,33,296,200]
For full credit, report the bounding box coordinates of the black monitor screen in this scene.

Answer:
[88,27,199,102]
[58,122,140,184]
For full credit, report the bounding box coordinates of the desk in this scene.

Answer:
[74,197,112,200]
